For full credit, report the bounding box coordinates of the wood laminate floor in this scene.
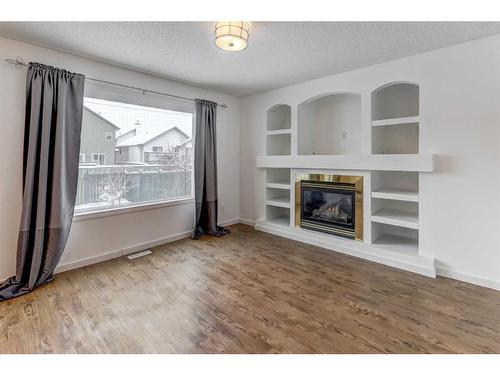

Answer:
[0,224,499,353]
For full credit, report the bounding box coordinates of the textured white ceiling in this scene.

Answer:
[1,22,499,96]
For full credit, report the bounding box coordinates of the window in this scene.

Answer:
[92,153,106,165]
[79,154,86,163]
[75,97,193,214]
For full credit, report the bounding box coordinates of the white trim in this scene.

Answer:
[256,154,435,172]
[73,197,193,222]
[436,267,500,291]
[127,250,152,260]
[239,218,257,226]
[218,218,241,227]
[266,129,292,136]
[266,182,291,190]
[265,199,291,208]
[55,230,193,274]
[372,116,419,127]
[91,152,106,165]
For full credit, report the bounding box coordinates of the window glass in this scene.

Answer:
[76,97,193,213]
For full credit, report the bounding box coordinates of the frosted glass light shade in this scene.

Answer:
[215,21,249,51]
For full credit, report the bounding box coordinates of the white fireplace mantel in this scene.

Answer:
[256,154,434,172]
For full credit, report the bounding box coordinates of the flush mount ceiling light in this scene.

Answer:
[215,21,249,52]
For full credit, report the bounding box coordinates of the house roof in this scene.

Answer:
[180,138,192,147]
[116,128,136,141]
[116,126,189,147]
[83,106,120,130]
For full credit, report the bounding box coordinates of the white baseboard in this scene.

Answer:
[55,219,243,275]
[55,230,192,274]
[436,267,500,291]
[55,249,122,274]
[55,217,500,292]
[218,218,241,227]
[238,218,256,226]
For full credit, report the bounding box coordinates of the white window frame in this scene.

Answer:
[74,86,195,221]
[91,153,106,165]
[104,132,113,141]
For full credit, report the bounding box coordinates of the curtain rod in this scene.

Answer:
[4,57,228,108]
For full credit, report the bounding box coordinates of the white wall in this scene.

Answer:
[0,37,240,280]
[240,35,500,288]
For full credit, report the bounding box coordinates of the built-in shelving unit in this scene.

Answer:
[267,104,291,156]
[256,80,435,277]
[370,82,421,257]
[265,165,291,224]
[372,83,419,154]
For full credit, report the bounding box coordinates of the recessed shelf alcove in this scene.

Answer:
[371,83,419,154]
[266,206,290,227]
[267,104,291,131]
[298,93,361,155]
[371,171,419,249]
[266,104,292,156]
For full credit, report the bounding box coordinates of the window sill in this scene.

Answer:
[73,197,194,222]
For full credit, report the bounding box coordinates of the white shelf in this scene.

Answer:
[266,197,291,208]
[266,182,291,190]
[372,116,419,127]
[372,188,419,202]
[371,208,419,229]
[266,216,291,227]
[257,154,434,172]
[267,129,292,136]
[372,233,418,256]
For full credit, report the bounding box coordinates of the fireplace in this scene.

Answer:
[295,174,363,241]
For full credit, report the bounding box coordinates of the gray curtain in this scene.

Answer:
[193,99,229,239]
[0,63,85,301]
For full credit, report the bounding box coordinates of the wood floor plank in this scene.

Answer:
[0,224,499,353]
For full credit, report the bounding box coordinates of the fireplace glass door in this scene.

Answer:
[300,180,356,239]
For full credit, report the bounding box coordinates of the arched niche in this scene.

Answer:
[371,82,419,154]
[298,92,361,155]
[267,104,291,131]
[371,82,419,121]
